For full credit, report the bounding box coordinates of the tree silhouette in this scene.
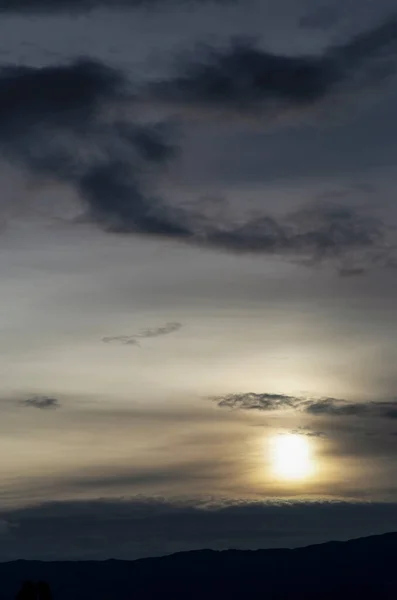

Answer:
[15,581,36,600]
[37,582,52,600]
[15,581,52,600]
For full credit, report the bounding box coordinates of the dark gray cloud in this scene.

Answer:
[1,497,397,560]
[52,459,224,494]
[213,392,397,420]
[0,59,189,238]
[102,335,140,346]
[149,16,397,118]
[307,399,397,419]
[203,204,391,272]
[291,427,326,437]
[136,322,182,338]
[338,267,367,277]
[151,43,332,116]
[212,392,300,411]
[0,59,122,119]
[102,322,182,346]
[0,0,226,11]
[305,398,370,416]
[372,402,397,419]
[299,5,341,30]
[19,396,61,410]
[0,57,393,273]
[0,519,11,536]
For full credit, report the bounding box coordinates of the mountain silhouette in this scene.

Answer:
[2,532,397,599]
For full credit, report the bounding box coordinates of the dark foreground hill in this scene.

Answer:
[1,532,397,600]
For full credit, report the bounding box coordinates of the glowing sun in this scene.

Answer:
[271,434,314,481]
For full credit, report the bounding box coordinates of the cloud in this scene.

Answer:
[212,392,300,411]
[19,396,61,410]
[102,335,141,346]
[0,59,124,129]
[136,322,182,338]
[0,57,393,273]
[150,42,333,117]
[370,402,397,420]
[102,322,182,346]
[0,520,11,536]
[306,399,397,419]
[0,58,187,238]
[212,392,397,420]
[148,16,397,119]
[338,267,367,277]
[290,427,326,438]
[1,497,397,560]
[203,203,391,272]
[0,0,226,11]
[304,398,370,416]
[50,459,225,494]
[299,5,341,31]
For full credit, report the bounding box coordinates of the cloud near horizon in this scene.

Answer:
[1,496,397,560]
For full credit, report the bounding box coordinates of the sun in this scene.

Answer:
[270,434,314,481]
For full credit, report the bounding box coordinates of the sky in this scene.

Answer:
[1,0,397,560]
